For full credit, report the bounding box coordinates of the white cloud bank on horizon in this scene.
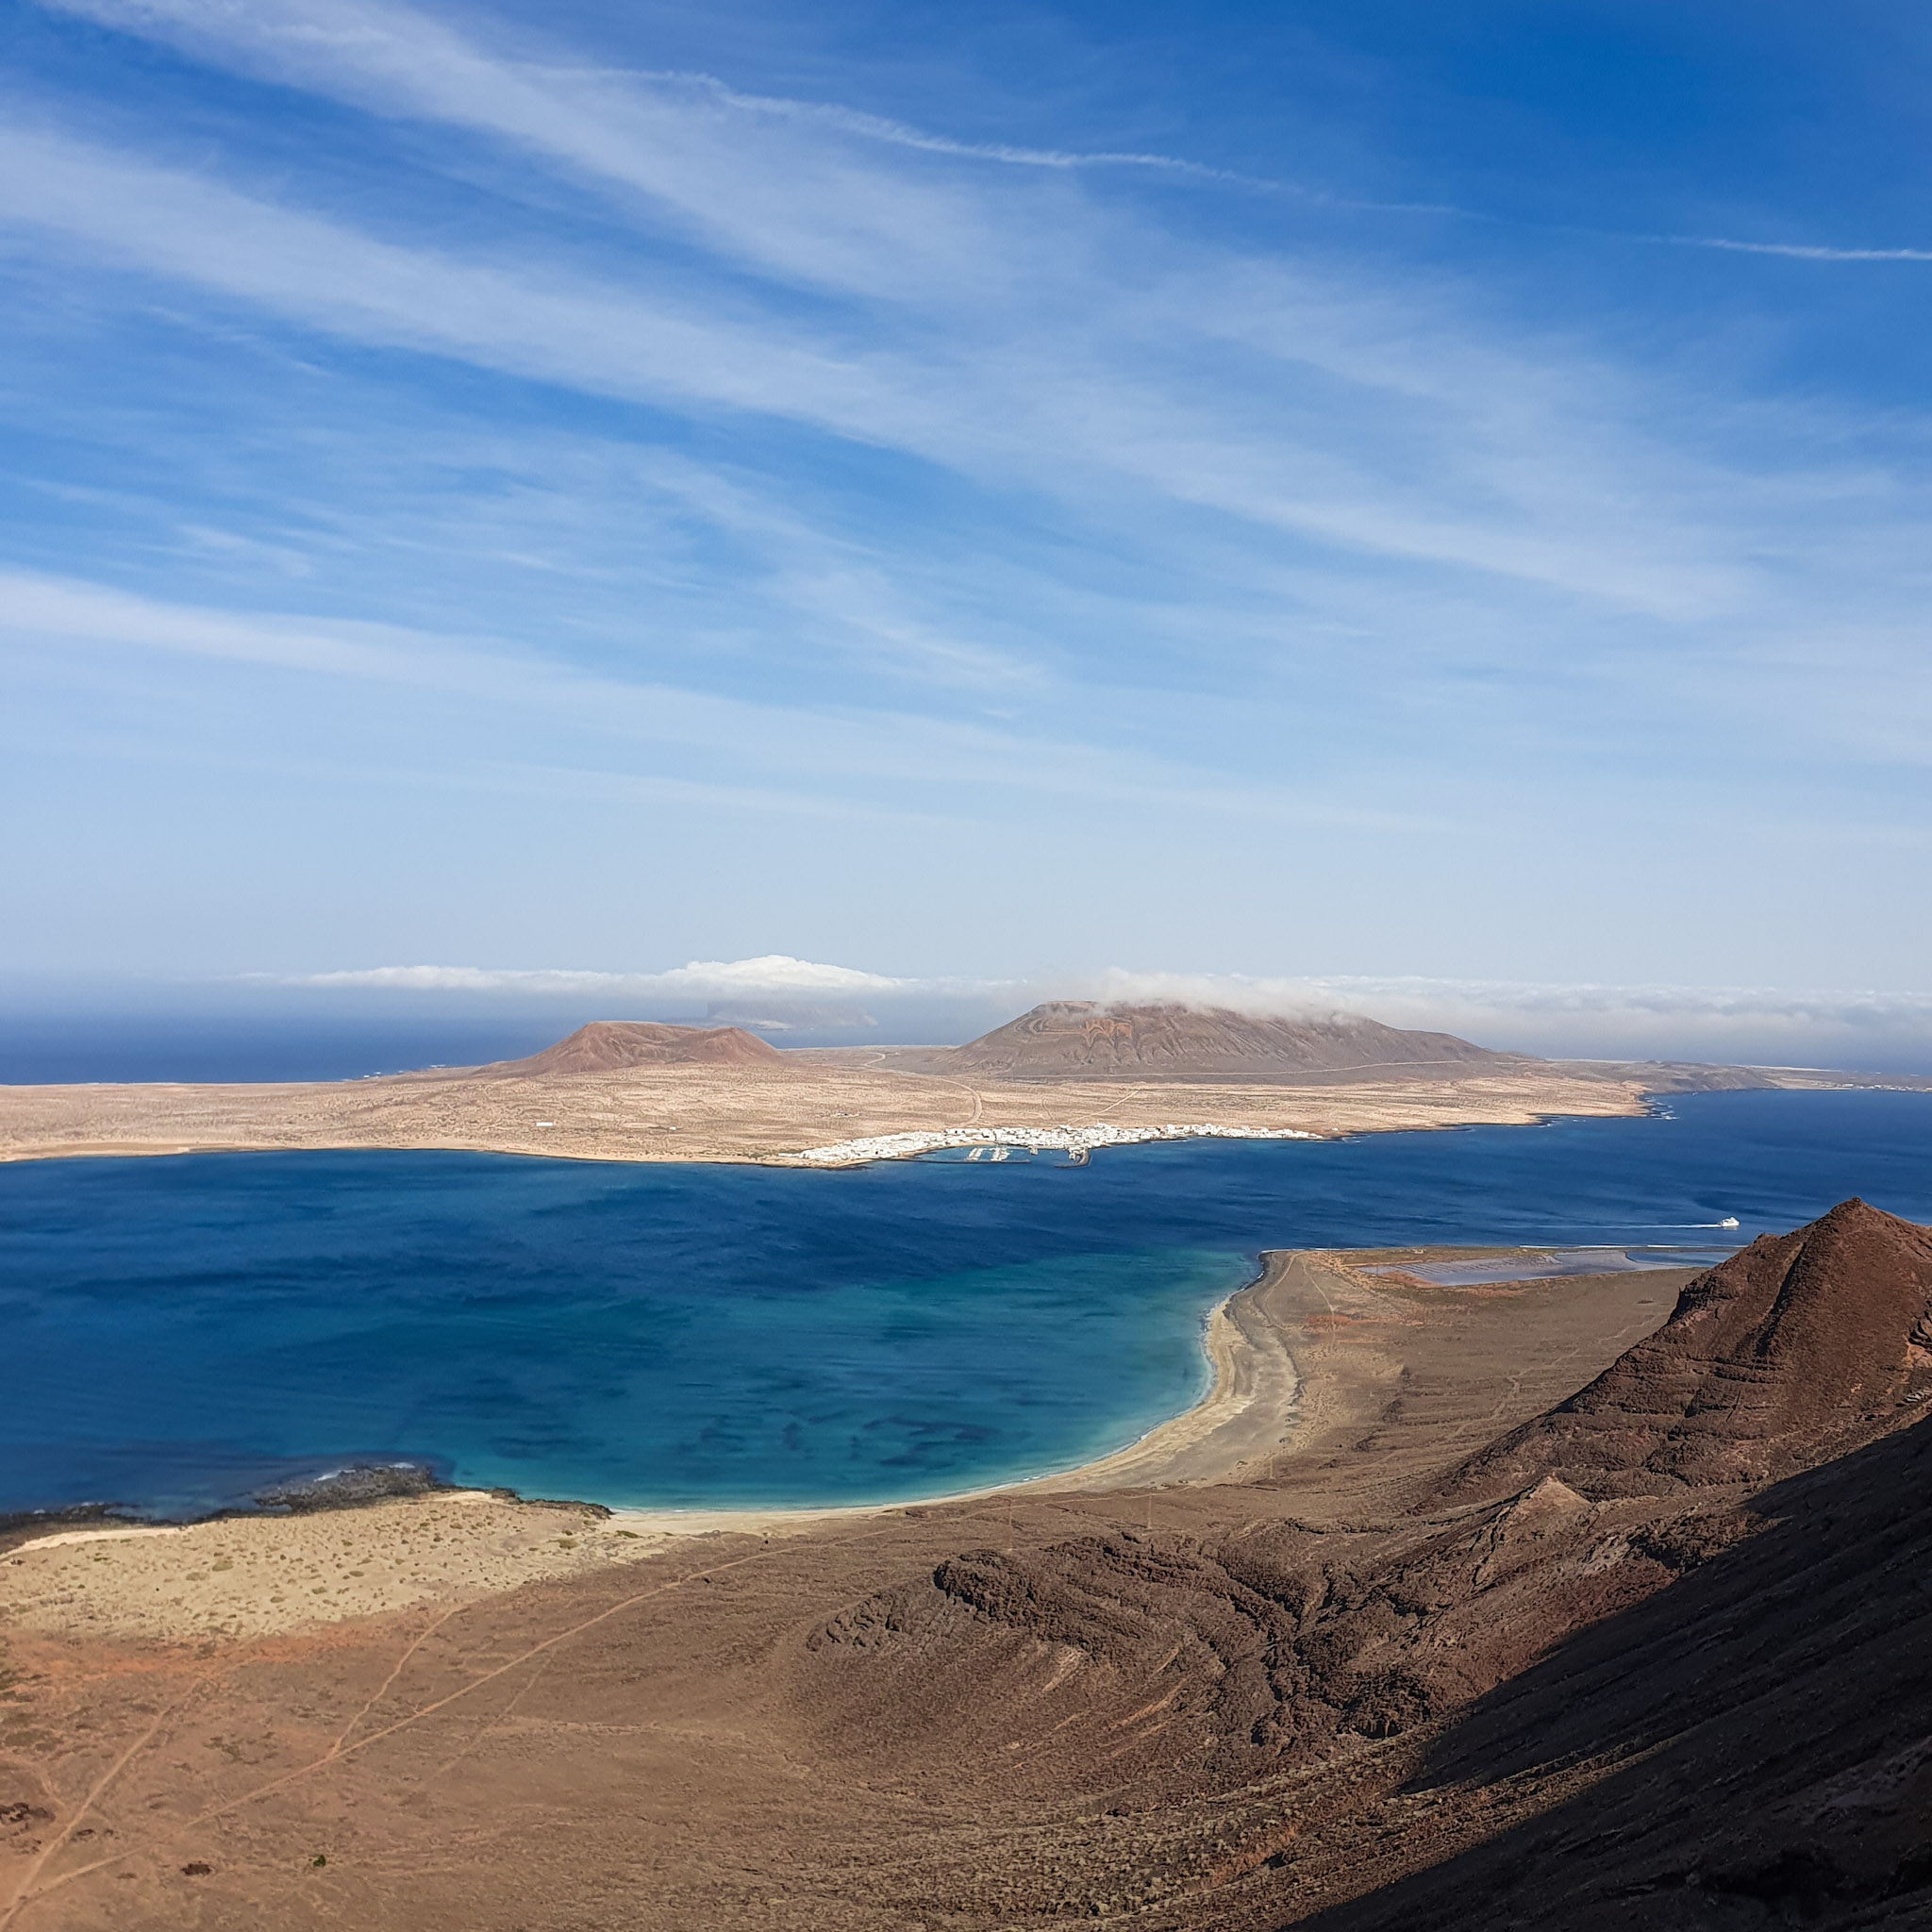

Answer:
[284,955,940,997]
[1079,970,1932,1066]
[270,957,1932,1068]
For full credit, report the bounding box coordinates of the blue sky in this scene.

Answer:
[3,0,1929,1055]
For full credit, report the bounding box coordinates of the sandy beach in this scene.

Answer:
[0,1239,1743,1931]
[0,1244,1683,1647]
[0,1257,1299,1643]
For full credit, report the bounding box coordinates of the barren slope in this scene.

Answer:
[1299,1414,1932,1930]
[1427,1196,1932,1504]
[476,1019,782,1074]
[791,1202,1932,1925]
[4,1210,1928,1930]
[938,1002,1526,1082]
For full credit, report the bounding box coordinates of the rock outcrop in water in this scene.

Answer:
[251,1462,446,1512]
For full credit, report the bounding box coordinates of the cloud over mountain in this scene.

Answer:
[269,958,1932,1071]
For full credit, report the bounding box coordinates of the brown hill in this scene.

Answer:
[1428,1197,1932,1505]
[481,1019,783,1076]
[802,1424,1932,1927]
[1303,1410,1932,1930]
[795,1205,1932,1926]
[941,1001,1523,1081]
[15,1208,1931,1931]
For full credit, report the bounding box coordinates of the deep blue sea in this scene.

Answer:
[3,1090,1929,1520]
[0,1014,580,1085]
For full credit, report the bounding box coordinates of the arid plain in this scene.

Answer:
[4,1008,1930,1929]
[0,1043,1648,1172]
[9,1002,1911,1173]
[5,1206,1930,1930]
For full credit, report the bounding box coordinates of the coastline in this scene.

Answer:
[4,1258,1296,1569]
[0,1259,1301,1643]
[0,1242,1695,1646]
[6,1231,1697,1572]
[596,1250,1305,1536]
[0,1243,1738,1929]
[0,1060,1653,1168]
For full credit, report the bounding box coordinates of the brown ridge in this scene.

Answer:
[940,1000,1524,1081]
[1425,1196,1932,1504]
[477,1019,782,1075]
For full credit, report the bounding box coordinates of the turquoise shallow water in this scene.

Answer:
[3,1090,1931,1518]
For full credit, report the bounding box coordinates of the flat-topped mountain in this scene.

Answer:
[1429,1196,1932,1505]
[940,1000,1524,1081]
[482,1020,783,1076]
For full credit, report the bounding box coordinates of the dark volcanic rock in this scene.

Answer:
[1427,1198,1932,1504]
[251,1462,445,1512]
[802,1489,1703,1792]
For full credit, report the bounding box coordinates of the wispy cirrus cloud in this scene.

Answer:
[0,8,1795,622]
[4,567,1436,823]
[3,0,1929,991]
[1657,236,1932,264]
[7,0,1924,678]
[575,68,1284,190]
[40,0,1932,270]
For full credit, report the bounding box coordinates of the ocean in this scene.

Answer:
[0,1013,579,1086]
[3,1089,1929,1520]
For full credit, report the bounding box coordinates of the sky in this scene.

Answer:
[3,0,1929,1062]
